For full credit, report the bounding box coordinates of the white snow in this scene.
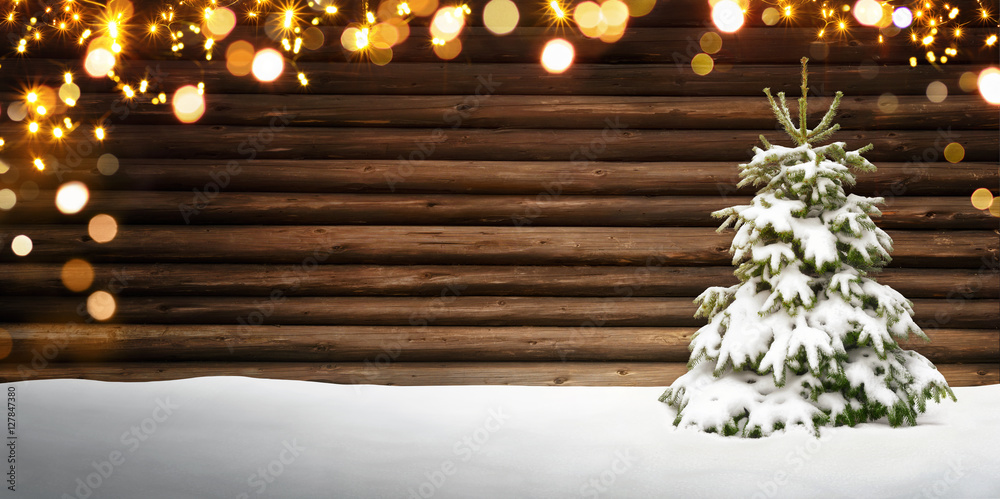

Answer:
[7,377,1000,498]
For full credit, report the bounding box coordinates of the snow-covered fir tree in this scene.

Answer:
[660,58,955,438]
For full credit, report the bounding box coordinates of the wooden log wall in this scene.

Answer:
[0,0,997,386]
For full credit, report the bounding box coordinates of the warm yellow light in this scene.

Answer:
[712,0,744,32]
[325,5,337,14]
[541,38,574,73]
[139,80,148,92]
[87,291,116,321]
[28,122,39,133]
[909,56,917,66]
[64,72,73,84]
[366,11,375,23]
[33,158,44,170]
[95,127,105,140]
[987,35,998,46]
[251,48,284,81]
[11,235,33,257]
[123,85,134,98]
[56,181,89,214]
[922,35,934,45]
[549,0,565,18]
[26,92,38,103]
[53,127,63,138]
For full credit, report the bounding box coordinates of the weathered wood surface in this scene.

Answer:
[35,160,996,196]
[4,193,992,229]
[4,93,993,130]
[1,361,995,386]
[4,61,992,96]
[27,27,1000,64]
[12,126,992,162]
[1,226,995,267]
[1,264,996,298]
[2,323,995,363]
[0,296,995,328]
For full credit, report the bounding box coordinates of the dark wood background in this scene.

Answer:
[1,0,997,385]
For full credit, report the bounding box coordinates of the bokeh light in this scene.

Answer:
[11,235,32,256]
[691,53,714,75]
[970,188,994,210]
[61,258,95,292]
[19,181,38,201]
[700,32,722,54]
[55,181,89,214]
[541,38,575,74]
[97,153,120,176]
[252,48,285,82]
[431,6,466,42]
[84,37,116,77]
[88,214,119,243]
[301,26,326,50]
[7,102,27,122]
[432,39,462,60]
[925,81,948,103]
[877,93,898,113]
[483,0,519,35]
[944,142,965,163]
[621,0,655,17]
[205,7,237,39]
[226,40,256,76]
[958,71,978,92]
[712,0,744,33]
[978,67,1000,104]
[853,0,883,26]
[0,189,15,210]
[990,198,1000,218]
[762,7,780,25]
[87,290,117,321]
[892,7,913,28]
[172,85,206,123]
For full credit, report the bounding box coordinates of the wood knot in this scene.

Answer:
[553,377,567,385]
[616,369,629,376]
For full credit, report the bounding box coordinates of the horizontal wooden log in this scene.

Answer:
[0,296,994,328]
[2,93,993,130]
[1,324,995,363]
[3,60,992,96]
[0,264,996,299]
[10,126,995,162]
[0,361,994,386]
[26,159,995,196]
[27,27,999,64]
[4,192,994,229]
[1,226,995,267]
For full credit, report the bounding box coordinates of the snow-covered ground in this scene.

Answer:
[6,377,998,498]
